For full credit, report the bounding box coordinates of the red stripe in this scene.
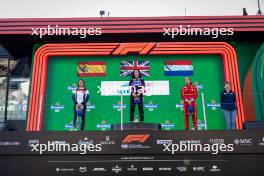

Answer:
[78,61,106,65]
[78,73,106,77]
[1,16,264,34]
[164,60,192,65]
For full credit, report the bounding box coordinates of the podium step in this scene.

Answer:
[111,123,161,131]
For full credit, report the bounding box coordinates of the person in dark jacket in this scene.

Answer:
[72,79,89,131]
[129,69,145,123]
[220,81,237,130]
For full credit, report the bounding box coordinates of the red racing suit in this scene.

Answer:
[180,83,198,130]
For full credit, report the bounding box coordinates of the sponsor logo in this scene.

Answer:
[50,141,67,144]
[176,166,187,172]
[142,167,153,171]
[127,165,138,171]
[210,165,221,172]
[157,140,173,145]
[100,136,115,145]
[50,102,64,112]
[96,120,111,130]
[180,139,201,144]
[122,134,150,143]
[79,167,87,173]
[113,101,127,111]
[176,101,184,111]
[65,121,78,130]
[28,139,39,146]
[196,85,203,90]
[233,138,253,145]
[92,167,107,172]
[194,82,204,90]
[78,137,94,145]
[161,120,175,130]
[86,101,96,111]
[67,83,77,91]
[121,134,151,149]
[56,168,74,172]
[209,138,225,144]
[197,119,206,130]
[193,166,205,172]
[0,141,20,146]
[259,137,264,146]
[144,101,158,111]
[112,165,122,173]
[159,167,172,171]
[207,100,220,110]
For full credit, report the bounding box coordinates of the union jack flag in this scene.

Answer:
[120,60,150,77]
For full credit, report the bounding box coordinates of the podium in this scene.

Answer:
[112,123,161,131]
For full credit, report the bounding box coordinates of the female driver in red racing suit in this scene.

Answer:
[180,77,198,130]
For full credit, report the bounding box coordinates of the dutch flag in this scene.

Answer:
[164,60,193,76]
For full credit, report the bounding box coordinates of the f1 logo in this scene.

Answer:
[122,134,150,143]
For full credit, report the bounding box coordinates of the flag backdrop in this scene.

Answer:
[120,60,150,76]
[43,55,225,131]
[77,62,106,77]
[164,60,193,76]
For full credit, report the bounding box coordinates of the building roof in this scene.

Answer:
[0,16,263,34]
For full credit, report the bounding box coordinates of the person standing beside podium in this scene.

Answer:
[220,81,237,130]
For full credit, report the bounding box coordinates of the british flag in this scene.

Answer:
[120,60,150,77]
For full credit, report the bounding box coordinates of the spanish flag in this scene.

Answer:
[77,62,106,77]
